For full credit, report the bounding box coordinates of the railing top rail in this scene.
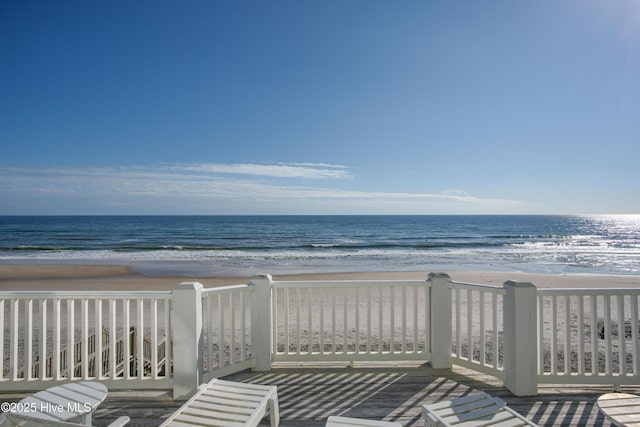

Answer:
[270,279,429,289]
[201,284,250,295]
[0,290,172,299]
[448,280,506,294]
[537,287,640,296]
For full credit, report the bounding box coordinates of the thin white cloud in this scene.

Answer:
[442,189,471,197]
[0,164,527,214]
[165,162,351,179]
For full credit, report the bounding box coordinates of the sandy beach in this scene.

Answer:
[1,264,640,291]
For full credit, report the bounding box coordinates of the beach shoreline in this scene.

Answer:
[1,263,640,291]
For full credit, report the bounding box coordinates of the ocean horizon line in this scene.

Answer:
[2,213,638,217]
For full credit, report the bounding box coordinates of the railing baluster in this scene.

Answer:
[230,293,236,363]
[492,292,498,369]
[206,294,213,372]
[577,295,584,375]
[150,299,158,379]
[95,299,103,379]
[455,288,461,357]
[82,298,89,379]
[137,299,144,378]
[466,289,472,361]
[551,295,557,375]
[538,295,544,374]
[320,288,325,354]
[285,288,290,354]
[272,288,278,357]
[0,299,5,381]
[296,288,302,355]
[591,295,598,375]
[218,294,224,367]
[67,299,75,380]
[378,287,383,354]
[367,288,372,354]
[332,287,336,354]
[424,285,430,355]
[52,299,60,380]
[343,287,348,353]
[164,298,171,378]
[241,291,247,362]
[11,299,19,380]
[355,287,360,354]
[109,299,117,380]
[26,299,33,380]
[632,295,639,375]
[618,295,626,376]
[123,299,130,379]
[480,291,485,366]
[308,288,313,354]
[604,295,612,375]
[401,286,406,353]
[413,287,418,353]
[564,295,570,375]
[390,286,395,352]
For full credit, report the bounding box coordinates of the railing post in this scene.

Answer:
[503,280,537,396]
[250,274,273,371]
[171,281,203,399]
[429,272,452,369]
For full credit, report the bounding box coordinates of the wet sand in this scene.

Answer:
[1,264,640,291]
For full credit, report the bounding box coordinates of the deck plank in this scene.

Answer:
[0,365,631,426]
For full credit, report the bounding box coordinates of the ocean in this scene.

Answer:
[0,215,639,277]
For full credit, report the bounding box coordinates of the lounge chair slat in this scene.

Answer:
[195,396,265,409]
[325,415,402,426]
[452,410,522,427]
[160,378,279,427]
[422,391,537,427]
[182,407,248,422]
[189,401,256,414]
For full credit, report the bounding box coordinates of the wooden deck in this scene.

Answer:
[1,364,635,426]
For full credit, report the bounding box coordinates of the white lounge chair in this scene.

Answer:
[1,413,130,427]
[422,391,538,427]
[597,392,640,426]
[160,378,279,427]
[325,416,402,426]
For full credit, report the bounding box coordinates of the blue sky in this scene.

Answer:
[1,1,639,215]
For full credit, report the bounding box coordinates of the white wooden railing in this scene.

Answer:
[447,279,640,395]
[0,282,257,398]
[2,273,640,398]
[269,279,431,363]
[450,281,505,376]
[537,288,640,385]
[201,284,253,378]
[0,291,172,391]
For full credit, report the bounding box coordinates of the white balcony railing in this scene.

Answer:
[269,279,431,363]
[201,284,253,378]
[537,288,640,384]
[450,281,505,376]
[0,291,172,391]
[2,273,640,397]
